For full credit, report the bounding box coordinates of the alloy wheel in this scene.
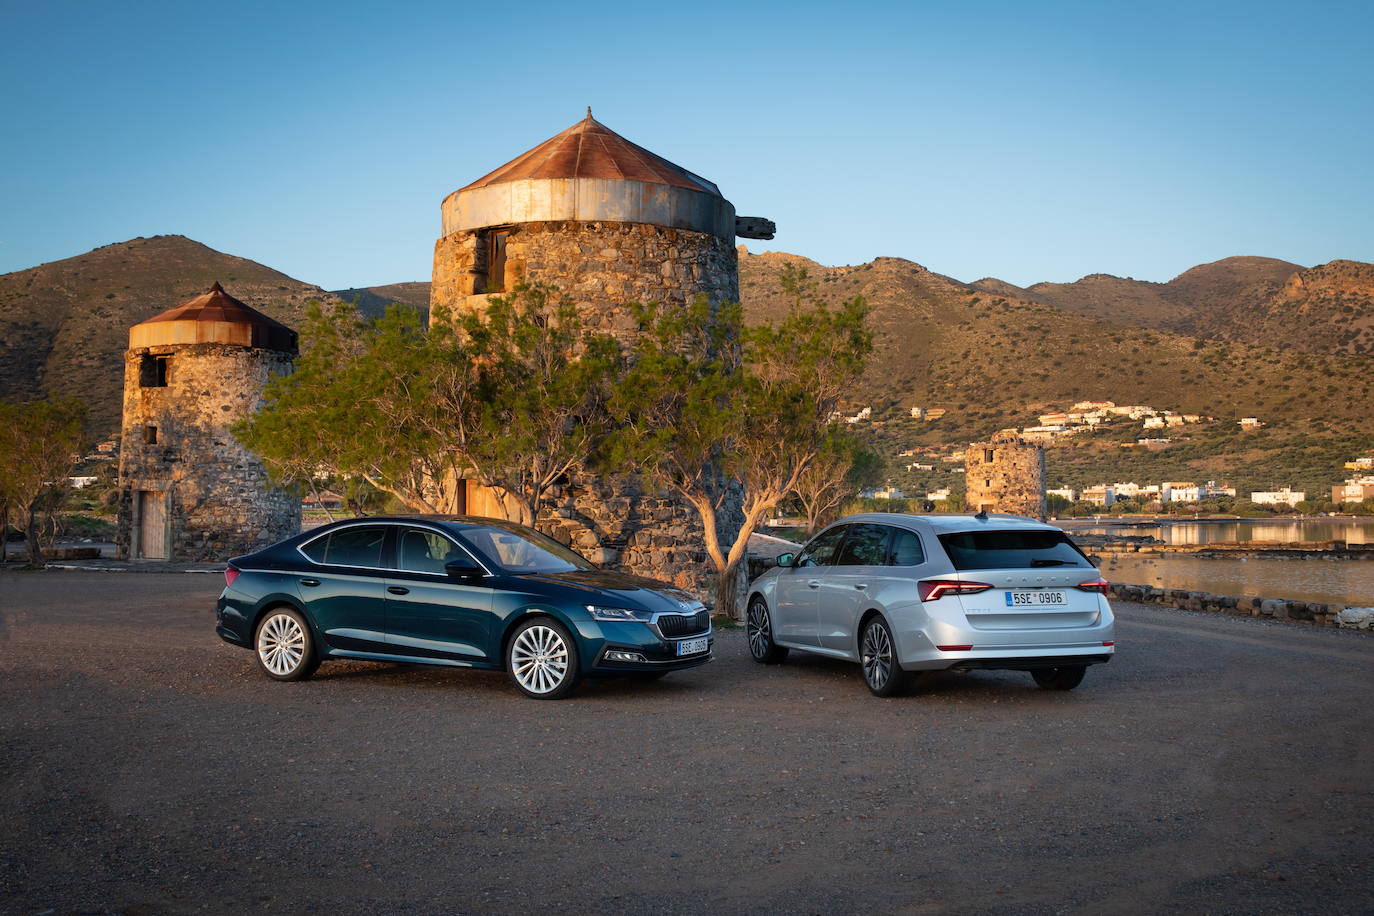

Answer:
[258,613,305,676]
[861,621,894,690]
[510,624,570,695]
[747,602,772,659]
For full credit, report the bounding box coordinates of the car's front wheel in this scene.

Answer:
[860,616,907,697]
[1031,665,1087,691]
[254,608,319,682]
[746,597,788,664]
[506,618,582,700]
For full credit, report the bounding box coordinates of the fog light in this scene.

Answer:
[605,650,647,663]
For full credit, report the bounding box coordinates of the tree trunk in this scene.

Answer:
[714,558,745,622]
[24,508,45,569]
[1,500,8,564]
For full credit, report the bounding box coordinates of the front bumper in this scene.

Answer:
[574,618,714,675]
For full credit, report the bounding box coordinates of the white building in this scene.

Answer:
[925,488,951,502]
[1046,487,1078,502]
[1200,480,1236,498]
[1082,485,1116,507]
[1239,417,1264,430]
[1143,416,1166,429]
[1251,488,1305,506]
[862,486,904,500]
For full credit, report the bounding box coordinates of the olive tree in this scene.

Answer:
[0,398,87,568]
[607,270,872,616]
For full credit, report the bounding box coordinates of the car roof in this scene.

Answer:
[826,512,1060,536]
[312,514,513,532]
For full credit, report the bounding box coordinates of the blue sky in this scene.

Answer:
[3,0,1371,289]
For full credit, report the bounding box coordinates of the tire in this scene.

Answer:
[860,616,907,697]
[254,608,319,682]
[506,618,582,700]
[1032,665,1087,691]
[746,597,788,664]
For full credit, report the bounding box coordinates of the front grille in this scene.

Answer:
[656,610,709,638]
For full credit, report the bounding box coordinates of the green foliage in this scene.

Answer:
[0,397,87,566]
[238,285,624,525]
[605,266,873,612]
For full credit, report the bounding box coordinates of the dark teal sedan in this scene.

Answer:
[215,516,713,699]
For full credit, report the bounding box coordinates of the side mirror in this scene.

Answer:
[444,559,484,580]
[775,553,795,568]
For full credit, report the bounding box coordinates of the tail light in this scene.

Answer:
[919,579,992,601]
[1076,579,1109,594]
[224,567,240,587]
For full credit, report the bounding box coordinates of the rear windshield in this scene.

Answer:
[938,529,1092,571]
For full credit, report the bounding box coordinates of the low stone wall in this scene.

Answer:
[1108,582,1364,630]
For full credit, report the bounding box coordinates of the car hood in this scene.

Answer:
[514,569,705,614]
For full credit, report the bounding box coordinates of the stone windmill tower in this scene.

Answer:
[431,109,775,595]
[116,283,300,561]
[965,429,1047,521]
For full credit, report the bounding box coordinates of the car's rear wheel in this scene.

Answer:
[255,609,319,682]
[746,597,788,664]
[860,616,906,697]
[507,618,581,700]
[1031,665,1087,690]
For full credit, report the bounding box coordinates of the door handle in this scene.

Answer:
[387,586,410,596]
[854,584,868,590]
[807,579,822,589]
[299,578,320,587]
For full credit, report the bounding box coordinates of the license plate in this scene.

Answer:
[677,637,709,656]
[1005,590,1067,607]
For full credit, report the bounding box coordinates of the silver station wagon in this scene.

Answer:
[746,513,1115,696]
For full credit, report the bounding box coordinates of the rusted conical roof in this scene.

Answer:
[130,282,298,352]
[460,110,721,197]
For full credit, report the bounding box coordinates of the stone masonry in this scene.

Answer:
[117,344,299,561]
[965,429,1047,521]
[431,220,739,334]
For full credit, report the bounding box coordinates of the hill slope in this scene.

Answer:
[738,249,1374,496]
[331,282,431,319]
[996,255,1374,356]
[0,236,344,434]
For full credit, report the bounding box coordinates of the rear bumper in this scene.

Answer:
[940,653,1112,671]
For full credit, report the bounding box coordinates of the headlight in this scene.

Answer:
[586,605,655,622]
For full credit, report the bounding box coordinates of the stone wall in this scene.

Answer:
[431,218,744,608]
[965,430,1046,520]
[1108,582,1365,631]
[431,220,739,333]
[117,344,299,561]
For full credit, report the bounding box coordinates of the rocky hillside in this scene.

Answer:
[0,236,344,434]
[331,282,431,320]
[991,255,1374,355]
[742,250,1367,418]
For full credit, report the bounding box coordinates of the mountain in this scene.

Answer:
[736,249,1374,497]
[0,236,344,434]
[331,282,431,319]
[989,255,1374,356]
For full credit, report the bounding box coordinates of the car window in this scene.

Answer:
[833,524,891,566]
[887,528,926,566]
[457,523,593,574]
[795,526,848,568]
[938,529,1092,571]
[323,526,386,568]
[396,528,461,575]
[300,534,329,563]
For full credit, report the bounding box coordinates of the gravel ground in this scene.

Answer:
[1,571,1371,915]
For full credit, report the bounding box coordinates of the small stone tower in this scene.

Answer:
[431,110,774,598]
[117,283,300,561]
[965,429,1047,521]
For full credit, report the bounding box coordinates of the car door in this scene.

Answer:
[295,524,390,654]
[819,524,893,654]
[382,526,494,661]
[772,525,849,647]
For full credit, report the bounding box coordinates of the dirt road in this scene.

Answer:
[2,571,1370,913]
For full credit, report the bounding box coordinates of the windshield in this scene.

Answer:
[456,523,595,574]
[938,529,1093,571]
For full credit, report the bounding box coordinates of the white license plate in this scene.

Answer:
[1005,590,1067,607]
[677,637,709,656]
